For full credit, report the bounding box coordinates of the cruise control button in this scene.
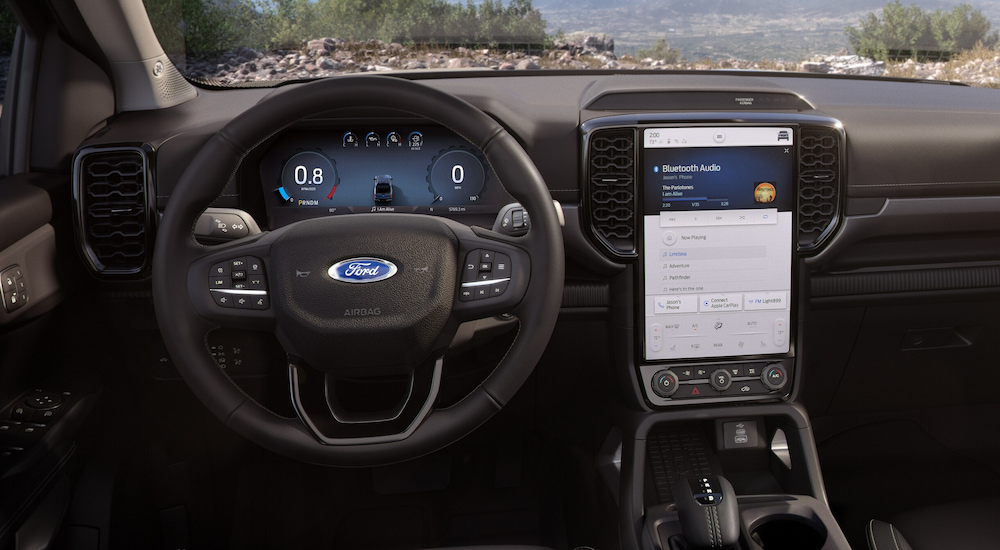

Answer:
[210,261,230,277]
[212,292,234,308]
[252,295,270,310]
[231,270,248,281]
[248,277,266,290]
[230,257,247,271]
[489,281,509,297]
[210,277,230,289]
[232,281,249,290]
[247,257,263,274]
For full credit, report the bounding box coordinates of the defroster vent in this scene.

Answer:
[798,127,842,252]
[588,129,637,257]
[74,147,154,275]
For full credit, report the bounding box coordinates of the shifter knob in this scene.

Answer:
[673,475,740,549]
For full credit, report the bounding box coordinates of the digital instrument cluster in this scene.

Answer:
[259,125,513,227]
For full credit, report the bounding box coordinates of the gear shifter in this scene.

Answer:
[673,475,740,549]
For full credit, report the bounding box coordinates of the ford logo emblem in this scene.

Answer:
[328,257,398,284]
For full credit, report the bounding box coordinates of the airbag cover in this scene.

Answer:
[269,214,457,371]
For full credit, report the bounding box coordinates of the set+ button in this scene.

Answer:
[209,256,269,310]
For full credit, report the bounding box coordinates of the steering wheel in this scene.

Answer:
[152,76,564,466]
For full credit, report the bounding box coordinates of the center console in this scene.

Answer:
[582,110,848,550]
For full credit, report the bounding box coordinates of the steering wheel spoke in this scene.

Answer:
[187,236,278,332]
[450,225,531,322]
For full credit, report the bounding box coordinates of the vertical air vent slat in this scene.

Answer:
[588,129,637,257]
[798,128,842,251]
[75,148,152,275]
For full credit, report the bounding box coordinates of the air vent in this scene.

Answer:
[798,128,842,252]
[588,128,636,257]
[74,147,153,275]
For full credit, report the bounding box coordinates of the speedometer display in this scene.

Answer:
[260,125,513,227]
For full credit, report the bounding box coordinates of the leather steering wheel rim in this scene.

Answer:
[152,75,564,466]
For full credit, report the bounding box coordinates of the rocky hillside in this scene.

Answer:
[181,33,1000,88]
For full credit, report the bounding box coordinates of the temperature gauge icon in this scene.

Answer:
[386,132,402,147]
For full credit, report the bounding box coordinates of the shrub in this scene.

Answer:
[847,1,999,61]
[635,39,682,64]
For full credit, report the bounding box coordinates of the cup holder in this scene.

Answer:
[750,515,826,550]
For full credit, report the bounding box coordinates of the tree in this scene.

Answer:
[847,2,999,61]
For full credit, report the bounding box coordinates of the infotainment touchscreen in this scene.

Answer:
[641,127,794,361]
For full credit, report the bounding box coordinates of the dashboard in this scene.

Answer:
[258,124,513,229]
[67,71,1000,420]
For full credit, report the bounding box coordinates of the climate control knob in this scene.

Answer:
[710,369,732,391]
[761,364,788,390]
[651,370,679,398]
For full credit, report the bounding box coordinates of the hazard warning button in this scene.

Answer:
[672,383,717,399]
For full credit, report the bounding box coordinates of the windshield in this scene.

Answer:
[143,0,1000,88]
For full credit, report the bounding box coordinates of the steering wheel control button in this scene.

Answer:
[210,262,230,277]
[25,392,62,410]
[494,254,511,277]
[651,370,679,398]
[710,369,732,391]
[210,256,269,309]
[459,249,513,301]
[761,364,788,390]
